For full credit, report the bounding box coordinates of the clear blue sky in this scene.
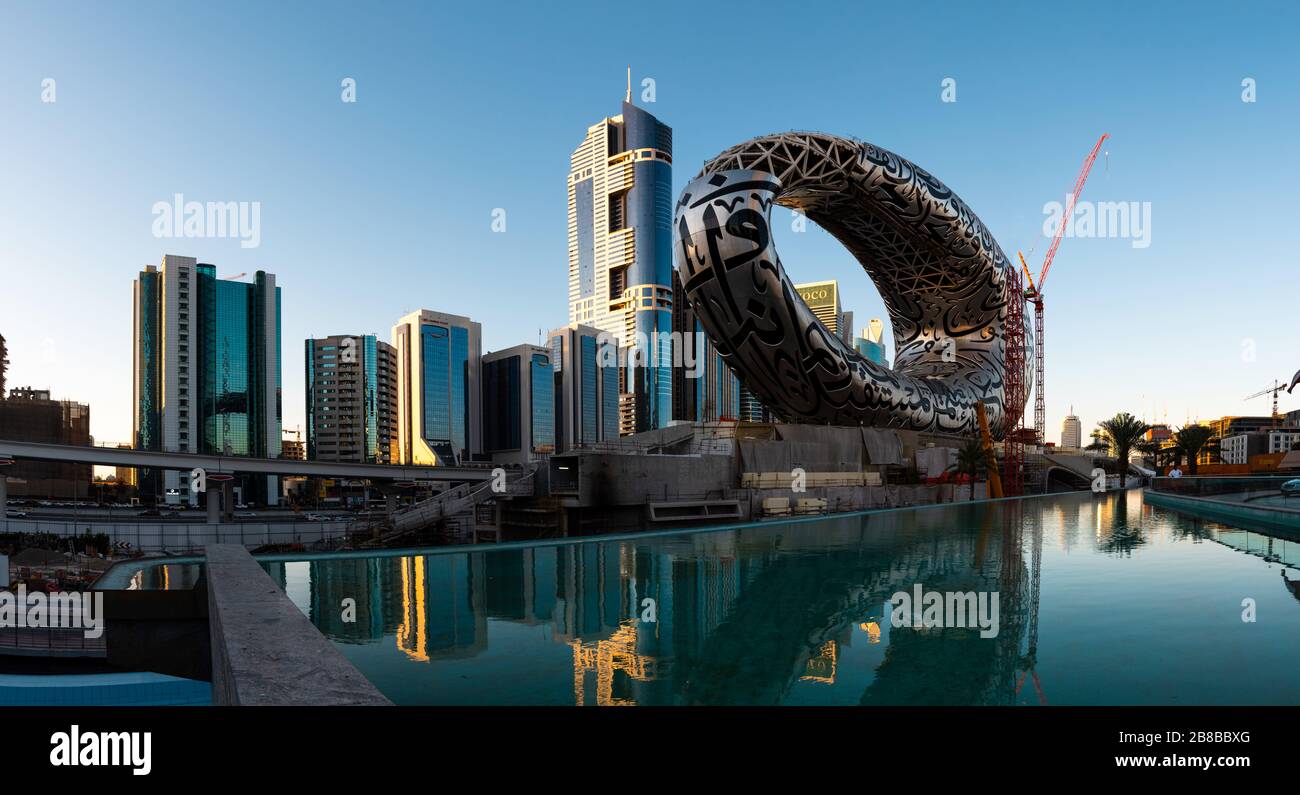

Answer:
[2,0,1297,446]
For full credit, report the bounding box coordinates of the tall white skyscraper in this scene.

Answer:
[567,94,673,434]
[1061,407,1082,449]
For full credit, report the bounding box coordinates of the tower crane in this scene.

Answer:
[1245,380,1289,429]
[1018,133,1109,445]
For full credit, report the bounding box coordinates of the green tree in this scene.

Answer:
[1136,439,1163,472]
[1097,412,1152,488]
[949,438,990,501]
[1173,425,1216,475]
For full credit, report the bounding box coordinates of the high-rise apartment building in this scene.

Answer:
[1200,416,1276,465]
[567,94,674,435]
[1061,407,1082,449]
[738,385,774,423]
[671,268,740,423]
[392,309,482,466]
[304,334,398,463]
[548,323,620,452]
[0,386,91,499]
[481,344,555,465]
[132,256,281,505]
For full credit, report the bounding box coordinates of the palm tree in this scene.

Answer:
[1097,412,1151,488]
[1135,439,1163,472]
[949,438,990,501]
[1173,425,1216,475]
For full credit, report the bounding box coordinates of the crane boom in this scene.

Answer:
[1037,133,1109,293]
[1245,380,1284,428]
[1017,251,1037,294]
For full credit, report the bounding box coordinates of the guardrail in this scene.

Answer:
[1150,475,1300,500]
[0,517,346,553]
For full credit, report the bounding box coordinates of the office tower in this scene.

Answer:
[132,256,282,505]
[671,269,740,423]
[481,344,555,465]
[0,332,7,396]
[1061,407,1082,449]
[795,280,854,344]
[567,92,673,435]
[854,318,891,369]
[548,323,620,452]
[304,334,398,464]
[738,384,774,423]
[0,387,91,499]
[392,309,482,466]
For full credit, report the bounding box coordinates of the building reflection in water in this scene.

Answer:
[290,498,1059,706]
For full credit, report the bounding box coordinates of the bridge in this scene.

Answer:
[0,439,500,486]
[1029,451,1151,490]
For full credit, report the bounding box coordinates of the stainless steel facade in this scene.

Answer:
[674,133,1033,437]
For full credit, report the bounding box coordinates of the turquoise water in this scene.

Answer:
[0,672,211,706]
[252,489,1300,706]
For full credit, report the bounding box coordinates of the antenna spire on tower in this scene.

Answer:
[626,66,631,103]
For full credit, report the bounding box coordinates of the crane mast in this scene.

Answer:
[1026,133,1109,447]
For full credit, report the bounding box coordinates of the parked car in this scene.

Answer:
[5,509,27,518]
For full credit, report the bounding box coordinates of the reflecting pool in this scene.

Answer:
[262,490,1300,705]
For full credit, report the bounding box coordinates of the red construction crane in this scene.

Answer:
[1020,133,1109,446]
[1245,381,1287,429]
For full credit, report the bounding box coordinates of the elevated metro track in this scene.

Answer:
[0,439,497,482]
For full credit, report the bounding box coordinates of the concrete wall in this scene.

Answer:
[205,544,390,705]
[576,453,737,505]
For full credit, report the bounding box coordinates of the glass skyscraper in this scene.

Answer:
[481,344,555,464]
[392,309,481,466]
[548,323,620,453]
[671,268,741,424]
[132,256,282,504]
[567,95,673,436]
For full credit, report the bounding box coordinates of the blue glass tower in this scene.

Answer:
[132,256,281,505]
[567,97,674,435]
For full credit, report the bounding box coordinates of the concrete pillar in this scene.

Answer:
[221,481,235,522]
[385,494,398,515]
[0,473,8,507]
[207,488,221,523]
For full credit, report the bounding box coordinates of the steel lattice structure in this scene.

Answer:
[674,132,1033,437]
[1002,265,1027,495]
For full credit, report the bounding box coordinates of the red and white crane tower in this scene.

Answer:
[1018,133,1109,446]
